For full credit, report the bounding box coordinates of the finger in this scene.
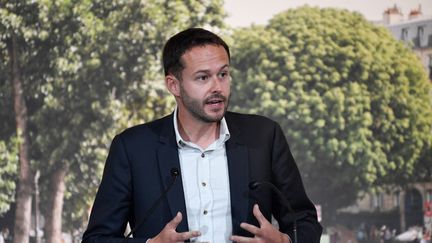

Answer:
[253,204,268,225]
[166,212,182,229]
[175,230,201,241]
[230,235,254,242]
[240,222,260,236]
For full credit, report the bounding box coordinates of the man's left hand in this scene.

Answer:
[230,204,291,243]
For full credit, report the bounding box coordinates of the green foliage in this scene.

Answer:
[59,0,225,232]
[1,0,226,234]
[0,138,18,215]
[230,6,432,218]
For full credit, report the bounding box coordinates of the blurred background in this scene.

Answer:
[0,1,431,243]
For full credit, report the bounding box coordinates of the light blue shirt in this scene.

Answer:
[173,107,232,243]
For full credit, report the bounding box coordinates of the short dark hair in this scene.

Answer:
[162,28,230,79]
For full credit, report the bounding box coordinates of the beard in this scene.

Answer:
[179,85,229,123]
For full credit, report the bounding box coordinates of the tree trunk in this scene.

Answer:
[9,32,33,243]
[45,165,68,243]
[399,190,406,232]
[34,171,41,243]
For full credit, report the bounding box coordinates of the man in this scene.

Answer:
[82,28,322,243]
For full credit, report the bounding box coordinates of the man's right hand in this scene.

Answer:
[148,212,201,243]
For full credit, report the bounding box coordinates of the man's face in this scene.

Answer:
[171,44,231,123]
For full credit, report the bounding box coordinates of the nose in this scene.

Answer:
[210,75,223,93]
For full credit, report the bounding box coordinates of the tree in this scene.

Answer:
[1,0,227,242]
[57,0,226,239]
[229,6,432,224]
[0,29,18,217]
[1,1,44,242]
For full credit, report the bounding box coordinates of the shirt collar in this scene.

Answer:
[173,106,230,148]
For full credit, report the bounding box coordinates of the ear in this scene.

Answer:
[165,74,180,97]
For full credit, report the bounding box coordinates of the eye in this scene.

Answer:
[196,75,209,81]
[218,71,229,79]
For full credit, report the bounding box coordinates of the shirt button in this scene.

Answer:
[202,182,206,187]
[203,210,208,215]
[201,153,205,158]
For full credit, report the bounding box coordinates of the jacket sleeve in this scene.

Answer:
[82,135,146,243]
[270,122,322,243]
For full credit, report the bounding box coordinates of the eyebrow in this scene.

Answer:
[192,64,229,75]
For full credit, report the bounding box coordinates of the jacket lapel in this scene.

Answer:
[157,113,189,232]
[225,113,250,235]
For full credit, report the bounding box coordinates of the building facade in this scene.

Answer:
[340,5,432,234]
[379,5,432,81]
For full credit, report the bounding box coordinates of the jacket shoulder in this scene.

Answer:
[225,111,278,128]
[117,113,173,141]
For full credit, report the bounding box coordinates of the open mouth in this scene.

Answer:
[206,99,223,105]
[205,94,226,105]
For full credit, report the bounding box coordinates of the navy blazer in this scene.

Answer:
[82,112,322,243]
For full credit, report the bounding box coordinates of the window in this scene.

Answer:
[417,26,424,40]
[416,25,426,47]
[394,191,400,207]
[426,189,432,202]
[401,28,408,40]
[371,193,384,209]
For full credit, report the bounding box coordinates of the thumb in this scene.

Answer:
[166,212,183,229]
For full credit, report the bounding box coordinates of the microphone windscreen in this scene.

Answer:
[249,181,259,190]
[170,168,180,177]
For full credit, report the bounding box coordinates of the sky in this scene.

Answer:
[224,0,432,27]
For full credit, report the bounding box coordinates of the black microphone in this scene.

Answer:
[249,181,297,243]
[122,168,180,243]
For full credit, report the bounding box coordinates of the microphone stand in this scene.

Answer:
[122,168,179,243]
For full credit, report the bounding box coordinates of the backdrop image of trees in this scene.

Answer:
[229,6,432,224]
[1,1,225,242]
[0,1,431,242]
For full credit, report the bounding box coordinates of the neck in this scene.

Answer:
[177,111,220,149]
